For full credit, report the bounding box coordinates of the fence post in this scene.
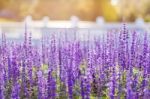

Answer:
[135,17,145,26]
[23,15,33,33]
[42,16,49,27]
[70,16,79,28]
[42,16,50,37]
[24,15,33,26]
[96,16,105,26]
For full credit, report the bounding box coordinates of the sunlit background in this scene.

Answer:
[0,0,150,22]
[0,0,150,41]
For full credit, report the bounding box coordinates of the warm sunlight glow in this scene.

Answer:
[111,0,119,6]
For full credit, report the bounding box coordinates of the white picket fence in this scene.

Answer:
[0,16,149,40]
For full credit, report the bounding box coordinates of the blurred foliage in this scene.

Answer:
[117,0,150,21]
[0,0,149,22]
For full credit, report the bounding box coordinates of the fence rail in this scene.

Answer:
[0,17,150,40]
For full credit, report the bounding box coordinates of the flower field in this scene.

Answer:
[0,25,150,99]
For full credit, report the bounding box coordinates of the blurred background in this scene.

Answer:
[0,0,150,22]
[0,0,150,42]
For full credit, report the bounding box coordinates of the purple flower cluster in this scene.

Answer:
[0,25,150,99]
